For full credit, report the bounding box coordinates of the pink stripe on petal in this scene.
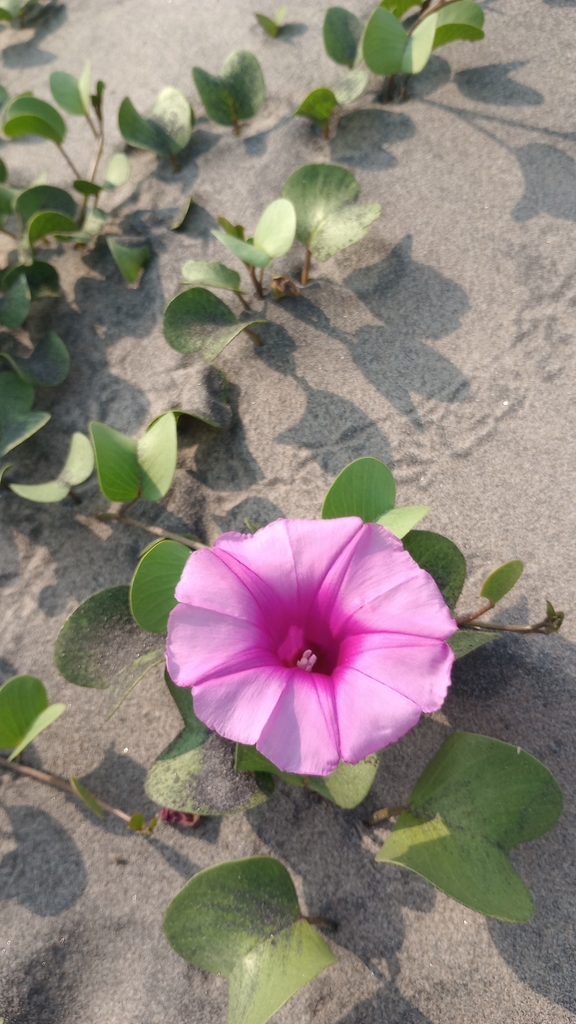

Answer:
[175,548,265,626]
[257,672,340,775]
[166,604,272,688]
[192,665,290,745]
[338,632,453,712]
[334,666,423,763]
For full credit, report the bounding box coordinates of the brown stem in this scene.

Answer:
[459,618,555,634]
[84,110,99,139]
[233,120,241,137]
[301,247,312,286]
[236,291,251,311]
[79,122,105,224]
[0,756,132,823]
[304,915,338,932]
[385,74,395,103]
[169,153,180,173]
[56,143,81,180]
[364,805,408,826]
[409,0,465,34]
[0,227,17,239]
[245,327,263,346]
[322,120,330,140]
[457,601,494,626]
[93,513,208,549]
[248,264,265,299]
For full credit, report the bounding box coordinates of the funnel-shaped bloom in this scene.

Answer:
[167,518,455,776]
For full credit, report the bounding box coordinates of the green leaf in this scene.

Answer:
[0,331,69,386]
[149,86,194,154]
[106,238,150,285]
[118,96,172,156]
[0,372,49,457]
[310,201,381,261]
[294,89,338,129]
[193,50,265,128]
[181,260,241,293]
[103,152,131,190]
[163,287,265,361]
[27,211,78,247]
[211,228,271,268]
[0,158,5,184]
[401,11,438,74]
[323,7,363,67]
[15,184,77,223]
[164,857,337,1024]
[62,206,106,242]
[130,539,190,633]
[332,67,369,105]
[253,198,296,258]
[236,745,380,809]
[54,585,164,712]
[255,13,280,36]
[2,261,60,299]
[376,505,430,538]
[282,163,380,260]
[363,6,408,75]
[218,216,245,240]
[447,630,499,659]
[402,529,466,610]
[50,63,91,116]
[480,560,524,605]
[380,0,420,16]
[0,0,19,20]
[322,456,395,521]
[0,273,30,329]
[376,732,563,922]
[170,195,194,230]
[10,431,94,503]
[73,178,101,197]
[90,412,177,502]
[3,95,66,144]
[0,674,65,761]
[433,0,484,49]
[69,776,106,818]
[137,411,178,501]
[0,182,19,216]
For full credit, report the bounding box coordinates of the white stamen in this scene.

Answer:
[296,649,317,672]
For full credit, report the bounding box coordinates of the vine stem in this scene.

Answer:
[248,263,265,299]
[456,601,494,626]
[56,143,81,180]
[93,513,208,550]
[0,756,132,824]
[79,108,105,224]
[301,247,312,286]
[304,915,338,932]
[245,327,263,346]
[458,618,556,634]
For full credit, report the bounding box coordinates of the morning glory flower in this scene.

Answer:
[166,518,456,776]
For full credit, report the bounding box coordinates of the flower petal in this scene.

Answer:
[338,632,453,712]
[193,665,290,745]
[166,604,272,688]
[334,666,423,763]
[257,672,340,775]
[175,548,264,626]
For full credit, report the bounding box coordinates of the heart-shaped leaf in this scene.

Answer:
[15,185,77,223]
[324,7,363,67]
[362,6,408,75]
[0,273,31,329]
[49,62,91,116]
[3,95,66,144]
[10,431,94,503]
[2,261,60,299]
[0,675,65,762]
[255,7,286,36]
[376,505,431,538]
[163,287,265,361]
[0,331,69,386]
[106,237,150,285]
[376,732,563,921]
[282,163,380,261]
[402,529,466,610]
[253,198,296,258]
[164,857,337,1024]
[181,260,241,293]
[332,67,369,104]
[401,11,438,74]
[193,51,265,129]
[294,89,338,129]
[27,211,79,247]
[90,411,177,502]
[0,372,50,457]
[211,228,271,268]
[130,539,190,633]
[447,629,499,659]
[433,0,484,48]
[236,744,381,808]
[480,560,524,605]
[103,152,131,190]
[118,88,193,158]
[322,456,395,521]
[310,201,382,261]
[54,585,165,713]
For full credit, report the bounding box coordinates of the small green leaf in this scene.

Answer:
[49,63,91,116]
[8,704,66,761]
[0,331,69,386]
[70,776,105,818]
[90,413,177,502]
[322,456,395,521]
[149,86,194,154]
[163,287,265,361]
[130,539,190,633]
[433,0,484,49]
[118,96,171,156]
[218,217,245,240]
[255,13,280,36]
[282,163,380,261]
[193,50,265,128]
[181,260,241,293]
[10,431,94,503]
[402,529,466,610]
[323,7,363,67]
[103,152,131,190]
[170,195,194,230]
[27,211,78,247]
[0,0,19,20]
[106,237,150,285]
[362,6,408,75]
[211,228,270,268]
[15,184,77,223]
[128,812,144,830]
[310,201,381,261]
[447,630,499,659]
[0,372,50,457]
[2,261,60,299]
[0,674,65,761]
[0,273,30,329]
[480,560,524,605]
[164,857,337,1024]
[294,89,338,129]
[236,745,380,808]
[136,411,178,501]
[376,505,430,538]
[253,198,296,258]
[73,179,101,197]
[401,11,438,74]
[332,67,369,105]
[376,732,563,921]
[0,158,6,183]
[3,95,66,144]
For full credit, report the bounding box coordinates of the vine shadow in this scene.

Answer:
[0,804,86,915]
[454,62,544,106]
[1,1,66,68]
[330,108,416,170]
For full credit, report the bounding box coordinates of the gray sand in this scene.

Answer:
[0,0,575,1021]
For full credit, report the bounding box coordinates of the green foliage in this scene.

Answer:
[163,287,265,361]
[27,211,78,247]
[2,262,60,300]
[164,857,337,1024]
[106,237,151,284]
[402,529,466,610]
[322,456,395,521]
[90,412,177,502]
[0,273,30,329]
[0,674,65,761]
[0,0,19,21]
[363,6,408,75]
[50,62,91,116]
[448,630,499,658]
[2,95,66,144]
[0,372,50,457]
[433,0,484,48]
[103,152,131,190]
[10,431,94,503]
[255,6,287,36]
[377,504,430,538]
[170,195,194,230]
[323,7,363,67]
[15,184,77,223]
[118,88,194,158]
[0,331,69,386]
[70,777,105,818]
[236,744,381,809]
[282,163,380,262]
[193,51,265,129]
[332,67,369,104]
[130,539,190,633]
[212,198,296,268]
[294,89,338,130]
[181,260,242,294]
[363,0,484,77]
[480,560,524,605]
[376,732,563,921]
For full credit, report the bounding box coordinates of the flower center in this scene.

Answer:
[276,624,340,676]
[296,649,317,672]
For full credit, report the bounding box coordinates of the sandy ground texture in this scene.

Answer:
[0,0,575,1021]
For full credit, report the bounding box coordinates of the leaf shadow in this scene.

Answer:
[0,803,87,914]
[512,143,576,221]
[1,1,66,68]
[331,108,416,170]
[454,62,544,107]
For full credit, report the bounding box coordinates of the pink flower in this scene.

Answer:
[166,518,456,777]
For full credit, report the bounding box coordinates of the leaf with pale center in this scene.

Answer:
[163,287,265,361]
[10,432,94,503]
[322,456,395,521]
